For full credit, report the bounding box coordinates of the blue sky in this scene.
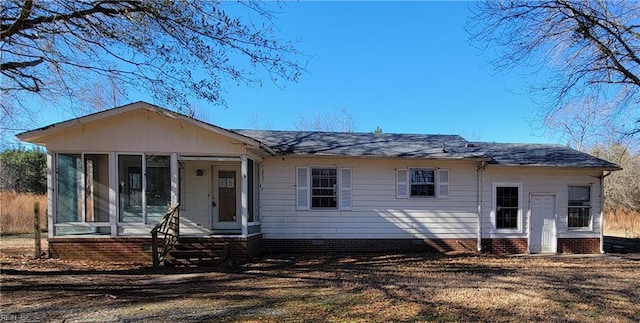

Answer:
[33,1,557,144]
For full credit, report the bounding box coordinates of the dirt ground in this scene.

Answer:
[1,235,639,322]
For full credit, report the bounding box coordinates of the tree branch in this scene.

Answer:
[0,57,43,71]
[0,0,34,39]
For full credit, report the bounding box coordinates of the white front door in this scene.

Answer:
[211,165,241,231]
[530,194,556,253]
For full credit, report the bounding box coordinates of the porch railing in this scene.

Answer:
[151,203,180,269]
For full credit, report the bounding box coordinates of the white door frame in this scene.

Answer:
[210,164,242,231]
[528,193,557,254]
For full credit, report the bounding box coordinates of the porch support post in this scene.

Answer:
[46,151,55,238]
[109,152,118,236]
[240,154,249,236]
[170,153,179,205]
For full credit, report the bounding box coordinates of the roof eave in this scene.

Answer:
[489,164,622,171]
[271,152,492,161]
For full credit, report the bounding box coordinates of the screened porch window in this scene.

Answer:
[118,154,170,224]
[247,158,260,222]
[57,154,82,223]
[56,153,110,235]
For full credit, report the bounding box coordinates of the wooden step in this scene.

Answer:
[167,258,225,267]
[163,242,229,267]
[168,250,215,260]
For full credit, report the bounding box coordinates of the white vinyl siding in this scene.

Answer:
[262,158,477,240]
[44,108,247,155]
[482,167,602,239]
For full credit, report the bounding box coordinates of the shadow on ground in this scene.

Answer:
[604,235,640,254]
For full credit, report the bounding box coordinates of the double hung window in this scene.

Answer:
[568,186,591,228]
[396,168,449,199]
[496,186,519,229]
[410,169,435,197]
[311,168,337,208]
[296,167,352,210]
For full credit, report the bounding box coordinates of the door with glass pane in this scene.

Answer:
[145,155,171,224]
[119,155,143,223]
[211,165,241,230]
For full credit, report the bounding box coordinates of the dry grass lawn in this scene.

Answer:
[0,192,47,234]
[2,193,639,321]
[605,209,640,238]
[1,236,639,322]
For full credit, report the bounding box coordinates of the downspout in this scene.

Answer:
[600,171,612,254]
[477,161,487,252]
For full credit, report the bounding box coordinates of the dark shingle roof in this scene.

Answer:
[235,130,487,159]
[235,129,620,170]
[15,102,621,170]
[467,142,620,169]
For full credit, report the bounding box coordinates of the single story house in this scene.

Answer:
[17,102,620,262]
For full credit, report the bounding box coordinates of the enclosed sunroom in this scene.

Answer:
[17,102,268,261]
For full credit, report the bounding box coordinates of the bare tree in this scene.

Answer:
[247,112,273,130]
[1,0,303,129]
[468,0,640,138]
[592,144,640,212]
[543,97,616,151]
[295,108,356,132]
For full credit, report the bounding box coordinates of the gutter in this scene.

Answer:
[477,161,488,252]
[258,142,277,156]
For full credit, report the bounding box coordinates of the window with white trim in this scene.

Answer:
[410,168,435,197]
[55,153,112,236]
[396,168,449,199]
[568,186,591,228]
[311,168,337,208]
[117,154,170,224]
[296,167,352,210]
[57,153,110,224]
[496,186,519,229]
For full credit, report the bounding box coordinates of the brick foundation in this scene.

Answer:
[48,235,264,262]
[481,238,528,254]
[481,238,601,254]
[48,236,602,260]
[263,238,477,254]
[557,238,600,254]
[48,237,153,263]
